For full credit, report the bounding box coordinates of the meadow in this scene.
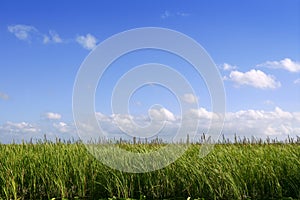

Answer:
[0,137,300,200]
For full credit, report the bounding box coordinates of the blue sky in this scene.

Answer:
[0,0,299,143]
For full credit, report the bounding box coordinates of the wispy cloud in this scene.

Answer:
[0,92,9,100]
[8,24,63,44]
[8,24,38,41]
[8,24,99,50]
[176,12,191,17]
[227,69,281,89]
[294,78,300,84]
[222,63,237,71]
[76,34,98,50]
[257,58,300,73]
[161,10,190,19]
[43,30,63,44]
[161,10,172,19]
[263,100,275,105]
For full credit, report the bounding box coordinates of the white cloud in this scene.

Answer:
[8,24,38,41]
[0,120,80,143]
[187,107,214,120]
[53,122,71,133]
[43,30,62,44]
[76,34,97,50]
[50,30,62,43]
[0,121,40,134]
[96,112,111,122]
[224,107,299,137]
[8,24,63,44]
[109,113,137,134]
[149,107,176,121]
[265,124,293,136]
[294,78,300,84]
[0,92,9,100]
[1,107,299,143]
[44,112,62,120]
[109,108,177,138]
[257,58,300,73]
[231,107,293,120]
[273,107,293,119]
[222,76,229,81]
[222,63,237,71]
[228,69,281,89]
[182,93,198,104]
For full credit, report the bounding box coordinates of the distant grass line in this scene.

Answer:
[0,140,300,199]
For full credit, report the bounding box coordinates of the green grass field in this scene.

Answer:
[0,140,300,200]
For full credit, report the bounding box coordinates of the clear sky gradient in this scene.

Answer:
[0,0,299,143]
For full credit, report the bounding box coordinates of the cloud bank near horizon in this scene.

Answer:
[0,107,299,143]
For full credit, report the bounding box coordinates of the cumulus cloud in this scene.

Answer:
[224,107,299,137]
[0,92,9,100]
[111,113,136,133]
[257,58,300,73]
[44,112,62,120]
[8,24,63,44]
[0,120,80,143]
[187,107,215,120]
[0,121,40,134]
[228,69,281,89]
[98,108,177,138]
[76,34,97,50]
[222,63,237,71]
[149,107,176,121]
[182,93,198,104]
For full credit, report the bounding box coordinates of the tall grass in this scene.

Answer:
[0,139,300,199]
